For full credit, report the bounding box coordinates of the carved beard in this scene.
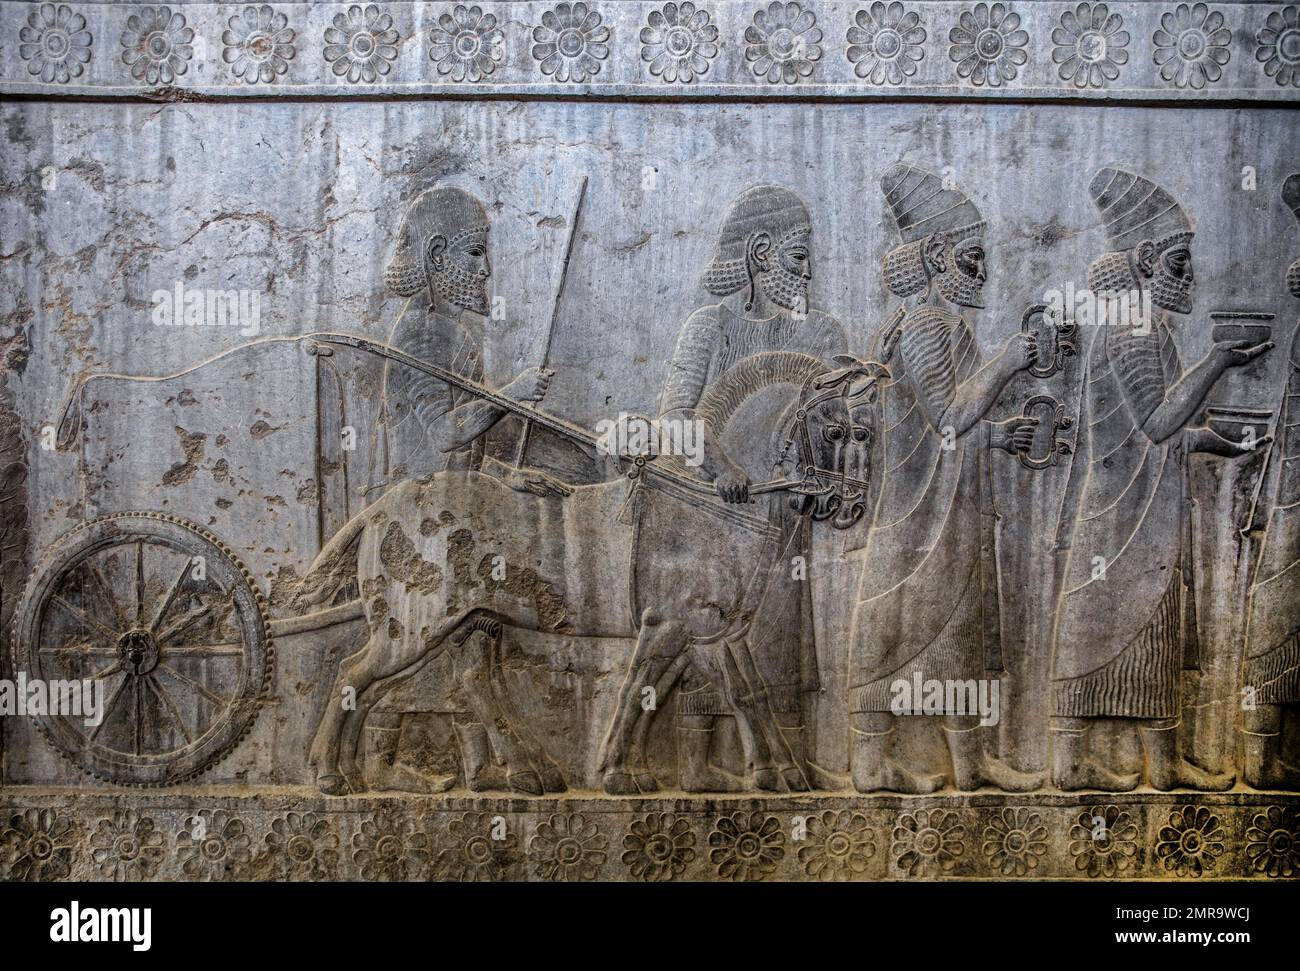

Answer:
[1288,259,1300,299]
[431,258,488,315]
[759,264,809,312]
[1149,264,1193,315]
[934,265,985,309]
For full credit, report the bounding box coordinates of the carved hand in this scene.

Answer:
[714,460,752,504]
[1213,339,1274,369]
[505,366,554,402]
[989,415,1039,454]
[1003,332,1039,375]
[504,466,574,498]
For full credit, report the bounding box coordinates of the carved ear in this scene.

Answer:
[426,234,448,270]
[923,233,948,273]
[747,231,773,270]
[1134,239,1157,278]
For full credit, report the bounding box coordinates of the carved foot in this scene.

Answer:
[781,765,811,792]
[680,763,747,793]
[317,772,351,796]
[753,767,784,791]
[958,757,1044,793]
[366,761,457,794]
[633,771,660,793]
[805,761,851,791]
[602,770,639,796]
[1150,759,1235,792]
[1052,759,1140,792]
[852,759,945,794]
[508,770,545,796]
[540,765,569,793]
[1245,759,1300,791]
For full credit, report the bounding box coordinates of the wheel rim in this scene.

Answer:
[15,513,270,786]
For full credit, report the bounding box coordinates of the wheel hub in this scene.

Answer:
[117,628,160,675]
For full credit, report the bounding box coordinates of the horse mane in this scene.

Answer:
[693,351,828,431]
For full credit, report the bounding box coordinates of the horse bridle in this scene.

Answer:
[782,368,876,501]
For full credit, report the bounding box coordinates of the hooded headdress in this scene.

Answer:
[384,186,490,297]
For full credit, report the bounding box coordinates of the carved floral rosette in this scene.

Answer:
[3,796,1298,881]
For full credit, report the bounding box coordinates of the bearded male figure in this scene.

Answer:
[1240,173,1300,790]
[1050,168,1271,792]
[348,185,568,794]
[653,184,846,791]
[848,163,1043,794]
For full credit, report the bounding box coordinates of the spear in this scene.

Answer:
[513,175,588,468]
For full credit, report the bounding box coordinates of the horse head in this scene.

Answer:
[785,354,890,530]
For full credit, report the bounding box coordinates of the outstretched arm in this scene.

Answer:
[1140,340,1272,444]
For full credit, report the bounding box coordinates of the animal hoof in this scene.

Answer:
[602,771,638,795]
[317,773,350,796]
[508,770,544,796]
[634,772,660,793]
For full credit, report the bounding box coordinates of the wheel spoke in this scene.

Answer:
[88,673,130,743]
[145,674,192,746]
[49,595,119,642]
[86,562,129,630]
[164,643,243,658]
[156,601,215,644]
[149,557,193,635]
[88,659,124,682]
[38,640,116,657]
[132,677,141,755]
[134,541,146,627]
[156,662,230,709]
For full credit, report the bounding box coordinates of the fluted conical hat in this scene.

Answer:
[880,163,984,244]
[1089,167,1192,250]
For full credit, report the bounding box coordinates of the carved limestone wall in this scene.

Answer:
[1,0,1299,882]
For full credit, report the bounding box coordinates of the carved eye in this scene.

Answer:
[823,424,846,443]
[467,245,486,258]
[787,247,807,263]
[851,426,872,444]
[1163,247,1190,278]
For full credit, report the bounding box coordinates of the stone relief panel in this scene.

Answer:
[1,11,1299,880]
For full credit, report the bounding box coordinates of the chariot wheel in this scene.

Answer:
[13,512,272,786]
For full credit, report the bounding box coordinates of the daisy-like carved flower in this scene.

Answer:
[981,807,1047,877]
[1,808,77,881]
[352,811,430,881]
[1244,805,1300,879]
[641,2,719,84]
[622,812,697,881]
[1256,5,1300,88]
[1152,2,1231,90]
[1155,805,1225,879]
[847,2,926,86]
[745,1,823,85]
[532,2,611,84]
[90,810,166,881]
[431,5,505,83]
[177,810,253,881]
[893,809,965,876]
[121,6,194,86]
[265,812,340,880]
[1051,2,1128,88]
[222,4,297,85]
[949,2,1029,87]
[19,3,93,85]
[324,4,399,84]
[798,810,876,881]
[1067,804,1139,878]
[436,812,519,882]
[709,811,786,881]
[529,812,607,881]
